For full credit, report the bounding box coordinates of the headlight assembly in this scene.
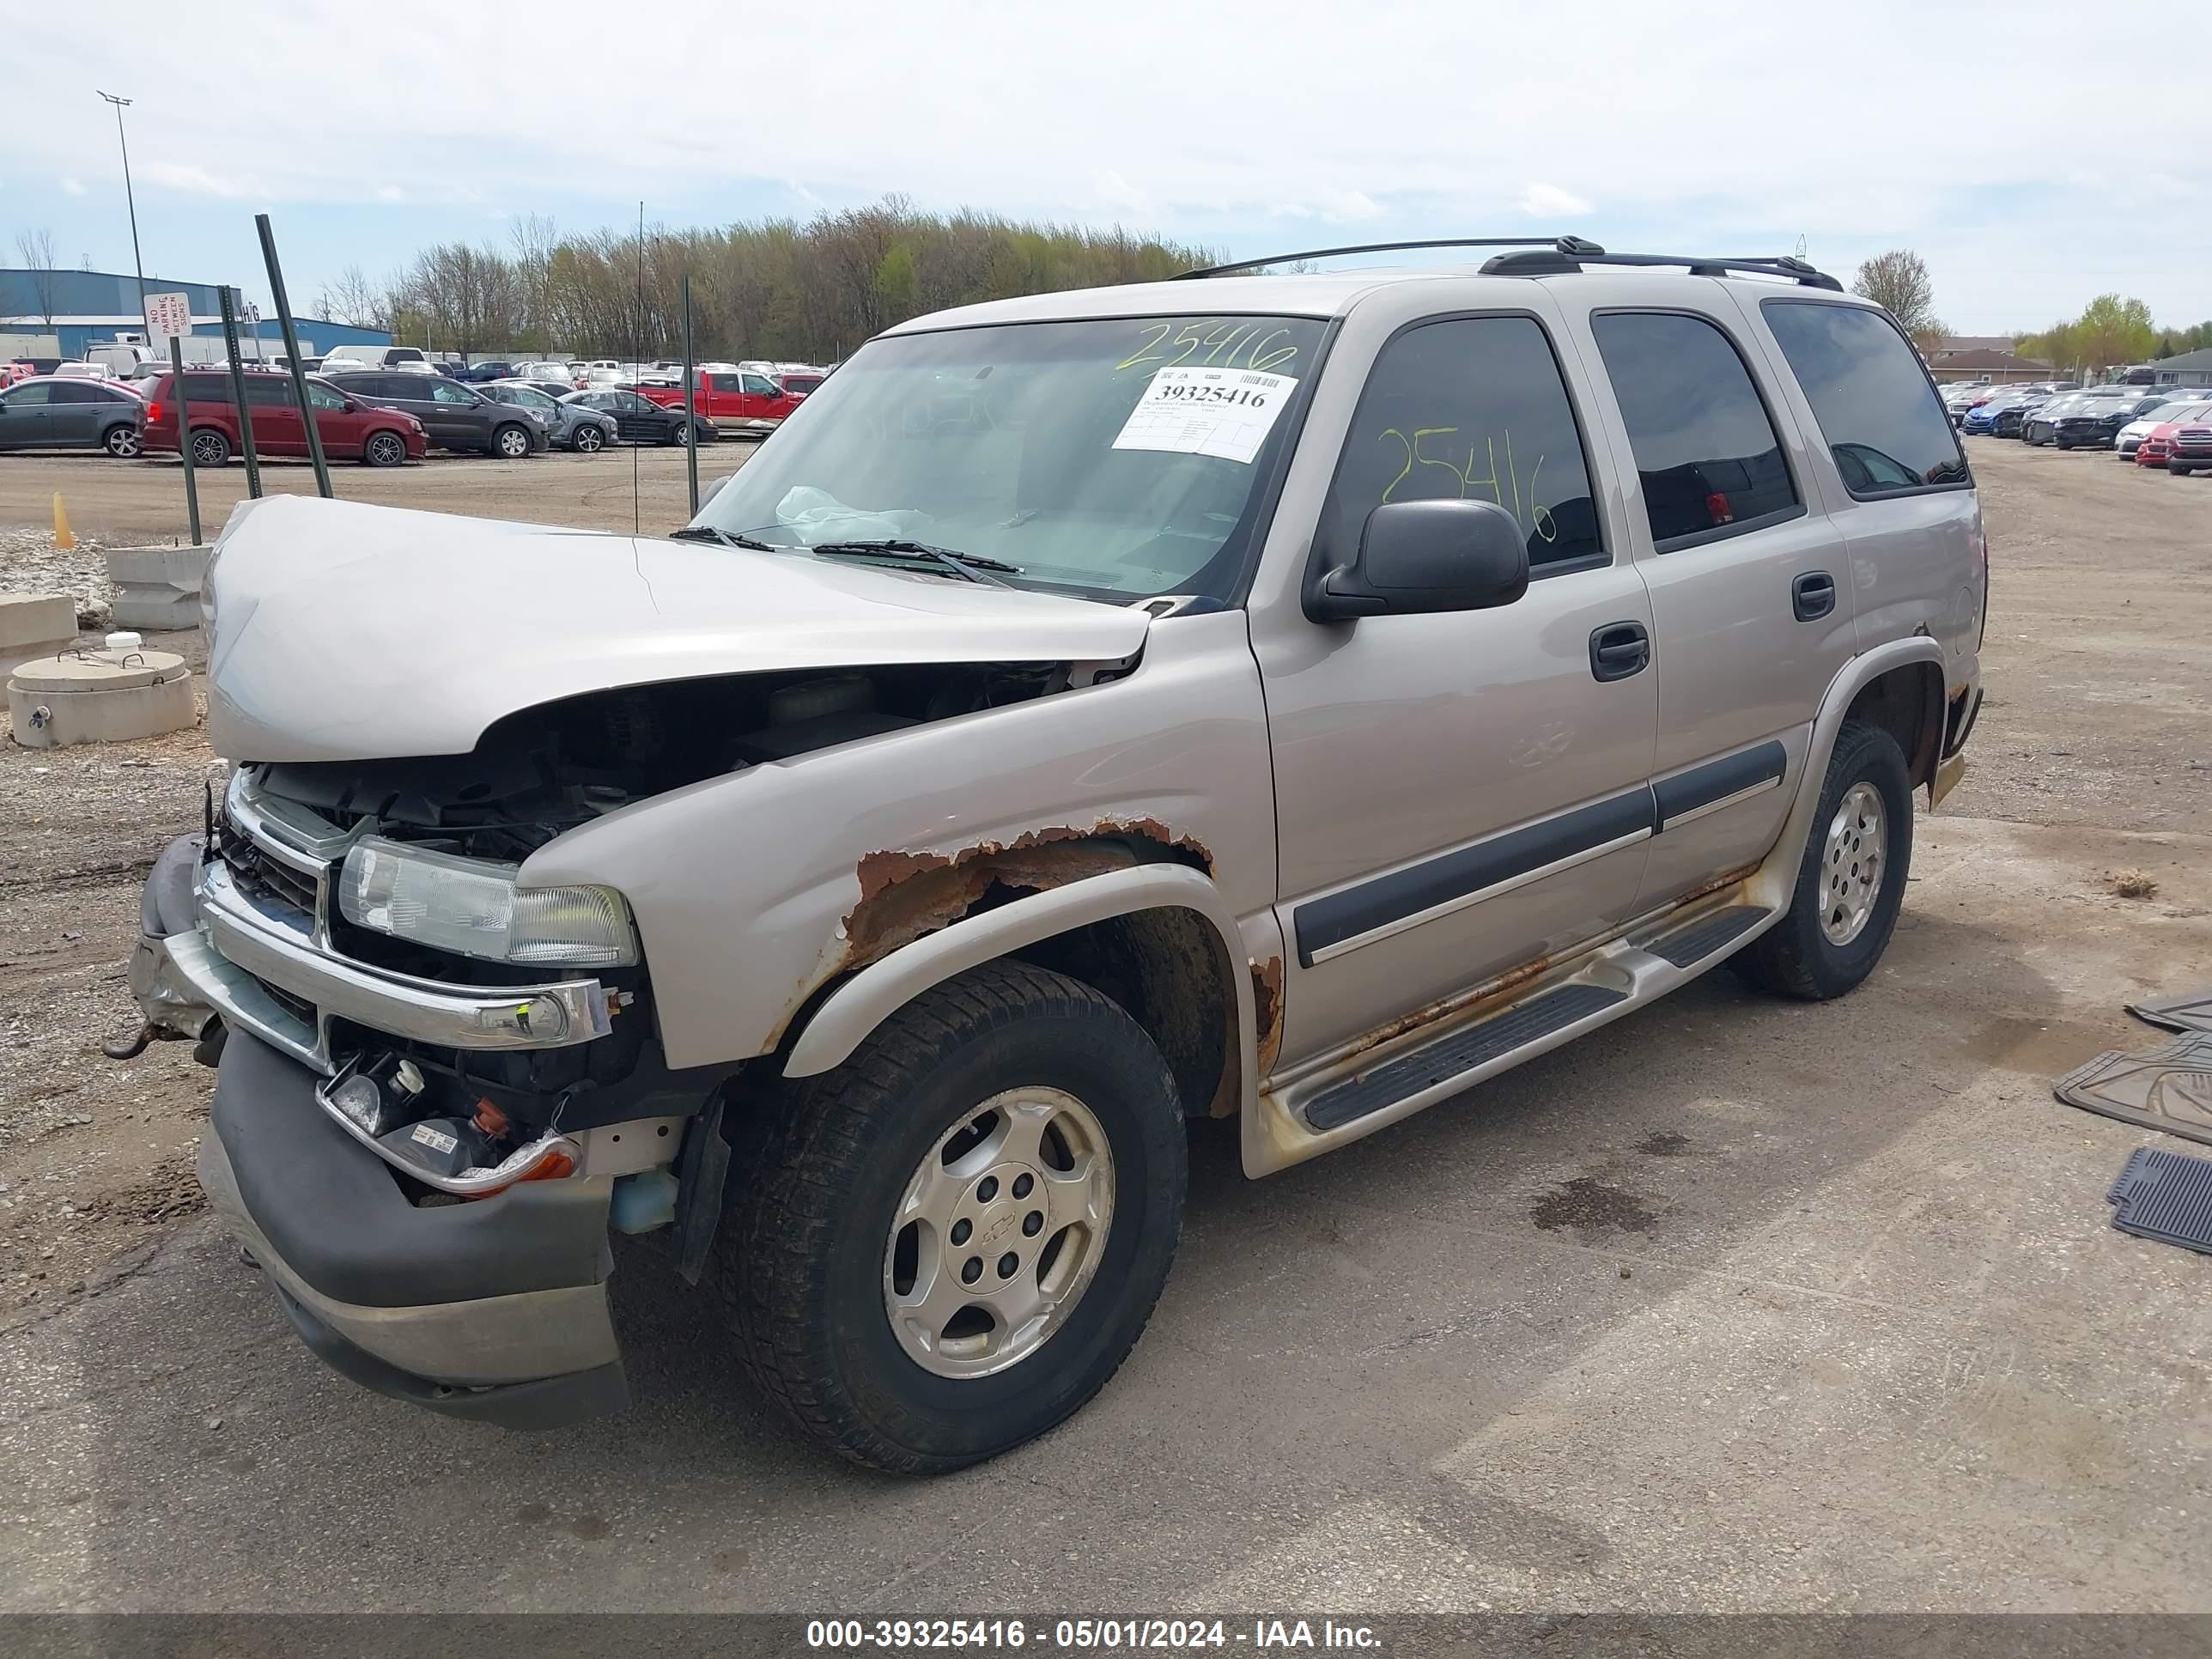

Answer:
[338,836,638,968]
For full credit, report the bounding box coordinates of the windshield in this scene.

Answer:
[690,314,1328,601]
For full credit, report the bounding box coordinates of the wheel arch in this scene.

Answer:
[781,861,1258,1124]
[1842,656,1946,794]
[1749,638,1946,915]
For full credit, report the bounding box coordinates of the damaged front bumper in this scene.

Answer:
[201,1029,627,1428]
[123,810,665,1429]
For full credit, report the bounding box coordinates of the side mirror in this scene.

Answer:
[1306,498,1531,623]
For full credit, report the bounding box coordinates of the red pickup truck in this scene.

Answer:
[638,366,804,436]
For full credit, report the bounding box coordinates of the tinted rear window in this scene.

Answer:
[1762,302,1969,496]
[1589,311,1800,549]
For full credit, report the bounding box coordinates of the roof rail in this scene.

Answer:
[1173,235,1844,291]
[1480,246,1844,290]
[1173,237,1577,280]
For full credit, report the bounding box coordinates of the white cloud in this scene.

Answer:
[7,0,2212,322]
[143,161,253,198]
[1094,169,1150,215]
[375,185,406,203]
[1520,182,1592,217]
[60,176,86,196]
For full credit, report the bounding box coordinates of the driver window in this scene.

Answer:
[432,381,479,404]
[1320,316,1606,574]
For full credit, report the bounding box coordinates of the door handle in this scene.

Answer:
[1589,622,1650,682]
[1792,571,1837,622]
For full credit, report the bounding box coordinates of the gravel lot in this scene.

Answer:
[1,437,2209,1613]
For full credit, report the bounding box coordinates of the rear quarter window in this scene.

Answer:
[1761,301,1969,496]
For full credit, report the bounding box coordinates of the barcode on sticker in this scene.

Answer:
[410,1124,459,1154]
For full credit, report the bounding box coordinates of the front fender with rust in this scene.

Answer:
[517,611,1277,1072]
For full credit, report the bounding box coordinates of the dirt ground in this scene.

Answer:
[1,436,2209,1612]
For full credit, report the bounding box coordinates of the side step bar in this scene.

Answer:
[1273,899,1779,1151]
[1308,983,1625,1131]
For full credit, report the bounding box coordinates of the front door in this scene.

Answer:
[0,383,53,448]
[1255,307,1659,1065]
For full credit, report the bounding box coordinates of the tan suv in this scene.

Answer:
[123,238,1985,1472]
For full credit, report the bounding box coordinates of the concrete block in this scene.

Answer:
[8,648,195,748]
[0,593,77,676]
[103,544,211,634]
[110,588,205,631]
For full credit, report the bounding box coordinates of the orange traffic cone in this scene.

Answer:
[52,493,75,550]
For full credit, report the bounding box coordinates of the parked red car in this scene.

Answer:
[638,365,805,436]
[2135,415,2195,470]
[142,370,426,467]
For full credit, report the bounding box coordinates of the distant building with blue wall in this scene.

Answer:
[0,268,391,358]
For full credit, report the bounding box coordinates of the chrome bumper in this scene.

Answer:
[163,860,614,1076]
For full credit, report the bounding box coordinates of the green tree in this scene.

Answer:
[2074,295,2155,373]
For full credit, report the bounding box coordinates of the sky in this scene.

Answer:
[3,0,2207,334]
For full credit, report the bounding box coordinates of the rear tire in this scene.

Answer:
[1730,720,1912,1001]
[2172,462,2195,476]
[103,424,143,458]
[720,960,1187,1474]
[187,428,231,467]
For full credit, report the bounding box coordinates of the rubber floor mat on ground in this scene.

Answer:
[2107,1145,2212,1255]
[2129,988,2212,1035]
[2054,1033,2212,1146]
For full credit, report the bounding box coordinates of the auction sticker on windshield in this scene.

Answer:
[1112,366,1296,465]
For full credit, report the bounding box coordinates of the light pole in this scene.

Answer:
[96,91,148,338]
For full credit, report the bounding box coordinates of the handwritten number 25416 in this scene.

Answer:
[1117,321,1300,374]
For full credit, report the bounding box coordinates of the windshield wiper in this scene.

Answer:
[669,525,780,552]
[807,539,1022,586]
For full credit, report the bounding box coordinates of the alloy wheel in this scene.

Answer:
[1820,781,1887,947]
[882,1087,1115,1380]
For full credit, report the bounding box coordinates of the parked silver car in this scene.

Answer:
[122,240,1984,1473]
[481,379,617,452]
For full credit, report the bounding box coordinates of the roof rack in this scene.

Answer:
[1479,244,1843,289]
[1175,235,1843,291]
[1173,237,1571,279]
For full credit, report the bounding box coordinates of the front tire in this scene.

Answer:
[722,960,1187,1474]
[1731,720,1912,1001]
[362,429,407,468]
[571,423,605,453]
[2172,462,2195,476]
[492,422,532,459]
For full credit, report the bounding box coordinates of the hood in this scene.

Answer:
[202,495,1152,763]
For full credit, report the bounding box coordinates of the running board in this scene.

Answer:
[1255,897,1780,1167]
[1307,982,1626,1131]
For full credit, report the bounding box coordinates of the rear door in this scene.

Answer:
[47,381,109,447]
[1748,296,1980,667]
[0,382,54,447]
[1568,300,1856,913]
[243,375,304,454]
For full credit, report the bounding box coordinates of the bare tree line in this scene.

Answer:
[314,198,1218,361]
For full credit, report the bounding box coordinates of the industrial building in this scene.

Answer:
[0,267,391,360]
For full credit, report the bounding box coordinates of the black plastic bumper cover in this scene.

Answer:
[213,1028,609,1309]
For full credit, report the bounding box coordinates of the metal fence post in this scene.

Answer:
[218,286,262,498]
[167,334,203,546]
[255,214,332,499]
[682,273,698,516]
